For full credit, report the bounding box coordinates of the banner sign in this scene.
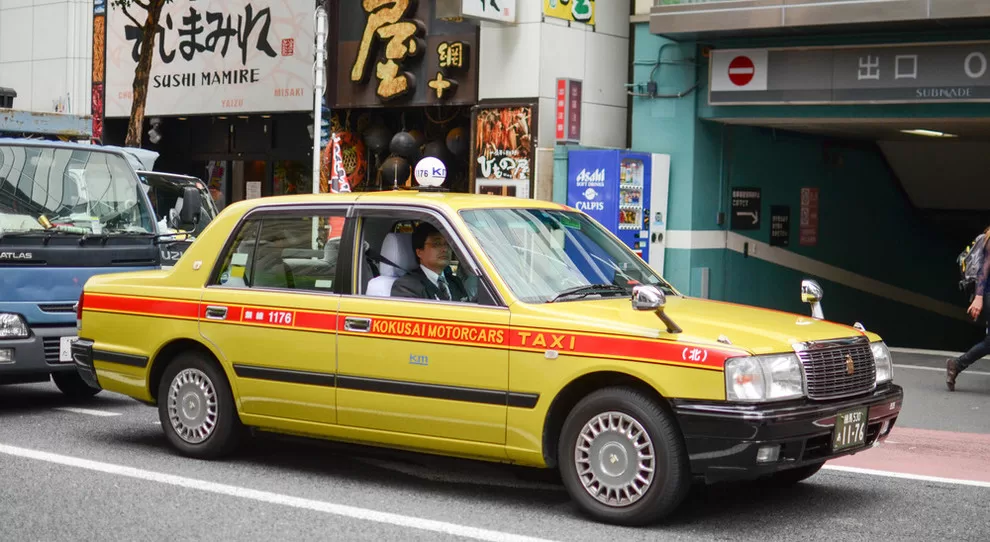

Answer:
[105,0,314,117]
[473,106,533,184]
[710,41,990,105]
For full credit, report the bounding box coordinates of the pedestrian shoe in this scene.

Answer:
[946,358,959,391]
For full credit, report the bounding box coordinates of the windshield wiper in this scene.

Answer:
[548,283,628,303]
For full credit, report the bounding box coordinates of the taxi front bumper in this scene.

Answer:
[671,383,903,483]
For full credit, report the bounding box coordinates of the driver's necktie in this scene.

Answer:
[437,276,451,301]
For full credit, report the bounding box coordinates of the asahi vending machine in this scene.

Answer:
[566,149,671,274]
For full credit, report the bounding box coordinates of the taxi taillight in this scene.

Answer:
[75,292,84,328]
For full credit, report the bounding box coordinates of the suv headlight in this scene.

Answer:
[725,353,804,402]
[871,341,894,384]
[0,313,28,339]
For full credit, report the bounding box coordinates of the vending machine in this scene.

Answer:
[566,149,671,274]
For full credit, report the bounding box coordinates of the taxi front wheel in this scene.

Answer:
[558,387,690,526]
[157,352,243,459]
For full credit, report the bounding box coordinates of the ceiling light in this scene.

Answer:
[900,129,958,138]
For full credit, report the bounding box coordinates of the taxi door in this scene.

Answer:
[198,207,346,426]
[335,208,511,445]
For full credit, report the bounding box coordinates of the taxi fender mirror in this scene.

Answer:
[801,279,824,319]
[632,285,682,334]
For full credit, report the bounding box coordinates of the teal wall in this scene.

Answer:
[628,23,986,349]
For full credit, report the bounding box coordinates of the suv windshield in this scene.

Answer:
[460,208,675,303]
[0,143,154,235]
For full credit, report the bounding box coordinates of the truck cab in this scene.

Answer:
[0,138,199,397]
[137,171,218,268]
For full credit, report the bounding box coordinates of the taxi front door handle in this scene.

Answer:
[205,306,228,320]
[344,317,371,332]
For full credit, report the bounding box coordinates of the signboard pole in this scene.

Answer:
[312,6,328,250]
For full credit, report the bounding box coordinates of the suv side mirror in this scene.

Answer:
[178,186,201,230]
[801,279,824,319]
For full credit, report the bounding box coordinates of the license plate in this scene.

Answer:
[59,336,77,363]
[833,406,868,452]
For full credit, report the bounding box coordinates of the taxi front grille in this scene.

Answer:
[796,338,876,400]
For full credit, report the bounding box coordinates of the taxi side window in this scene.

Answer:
[359,215,494,306]
[214,211,345,293]
[214,219,261,288]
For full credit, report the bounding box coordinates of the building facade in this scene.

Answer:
[627,0,990,349]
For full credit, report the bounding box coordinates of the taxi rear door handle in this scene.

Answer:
[344,317,371,332]
[205,306,228,320]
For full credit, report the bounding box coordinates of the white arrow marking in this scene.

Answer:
[738,211,759,224]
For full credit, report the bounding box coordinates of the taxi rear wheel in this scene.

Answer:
[157,352,242,459]
[557,387,689,526]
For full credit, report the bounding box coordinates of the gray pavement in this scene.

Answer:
[0,350,987,541]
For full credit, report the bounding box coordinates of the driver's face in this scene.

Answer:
[417,232,450,273]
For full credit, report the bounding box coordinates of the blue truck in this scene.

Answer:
[0,138,201,397]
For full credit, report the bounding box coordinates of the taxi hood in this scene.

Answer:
[531,294,869,356]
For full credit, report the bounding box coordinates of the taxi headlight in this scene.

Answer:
[871,341,894,384]
[725,354,804,402]
[0,313,28,339]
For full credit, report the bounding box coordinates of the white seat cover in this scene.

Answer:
[366,232,416,296]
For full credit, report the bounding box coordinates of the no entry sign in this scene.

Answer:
[710,49,769,93]
[728,56,755,86]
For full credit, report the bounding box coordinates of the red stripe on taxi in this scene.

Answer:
[86,294,199,320]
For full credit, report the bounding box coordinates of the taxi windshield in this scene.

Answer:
[459,208,675,303]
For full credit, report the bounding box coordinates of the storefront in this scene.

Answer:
[326,0,482,193]
[94,0,319,208]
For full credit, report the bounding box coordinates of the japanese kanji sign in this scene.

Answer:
[731,187,761,231]
[334,0,478,108]
[799,187,819,247]
[710,41,990,105]
[555,78,582,144]
[105,0,314,117]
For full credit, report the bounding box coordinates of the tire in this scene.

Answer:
[157,351,243,459]
[760,462,825,487]
[557,387,690,526]
[52,371,101,399]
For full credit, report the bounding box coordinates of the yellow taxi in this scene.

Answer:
[71,182,903,526]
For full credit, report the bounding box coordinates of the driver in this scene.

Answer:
[391,222,467,302]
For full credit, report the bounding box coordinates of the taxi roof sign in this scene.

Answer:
[414,157,447,188]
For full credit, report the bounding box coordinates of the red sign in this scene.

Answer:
[728,56,755,86]
[799,187,819,246]
[555,78,582,143]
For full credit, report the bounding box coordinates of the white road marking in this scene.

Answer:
[0,444,556,542]
[893,364,990,377]
[823,465,990,489]
[53,407,121,417]
[890,347,966,357]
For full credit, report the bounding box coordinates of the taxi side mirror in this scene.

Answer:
[632,285,682,334]
[801,279,824,319]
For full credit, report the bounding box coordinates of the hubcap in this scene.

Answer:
[574,411,656,507]
[167,368,218,444]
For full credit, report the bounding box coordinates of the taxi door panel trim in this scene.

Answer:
[92,349,149,368]
[233,364,336,387]
[226,364,540,408]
